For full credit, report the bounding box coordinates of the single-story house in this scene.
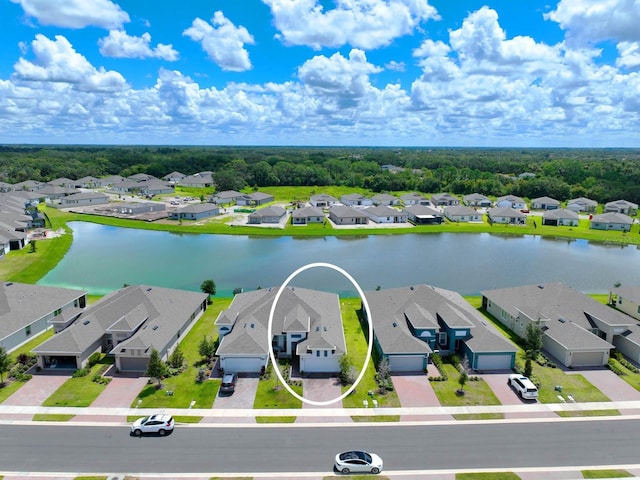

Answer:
[590,212,633,231]
[487,207,526,225]
[162,171,186,184]
[403,205,443,225]
[0,282,87,352]
[481,282,637,368]
[401,193,430,206]
[215,287,346,373]
[567,197,598,213]
[248,206,287,224]
[430,193,460,206]
[291,206,325,225]
[128,173,157,182]
[328,205,369,225]
[365,285,517,372]
[309,194,338,208]
[236,192,274,206]
[210,190,243,205]
[114,202,166,216]
[605,200,638,216]
[99,175,126,187]
[178,174,214,188]
[33,285,208,372]
[110,180,143,193]
[169,203,220,220]
[47,178,76,189]
[542,209,579,227]
[13,180,44,192]
[137,180,174,196]
[74,176,100,188]
[495,195,527,210]
[59,192,109,207]
[0,229,27,250]
[40,185,77,201]
[463,193,492,208]
[444,205,482,223]
[372,193,400,206]
[610,286,640,322]
[364,205,408,224]
[531,196,560,210]
[340,193,373,207]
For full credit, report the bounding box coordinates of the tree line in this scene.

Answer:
[1,145,640,204]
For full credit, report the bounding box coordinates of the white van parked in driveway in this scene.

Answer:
[508,374,539,400]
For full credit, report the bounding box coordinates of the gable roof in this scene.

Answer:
[444,205,478,216]
[543,209,579,220]
[591,212,633,224]
[291,206,324,218]
[329,205,368,218]
[488,207,525,218]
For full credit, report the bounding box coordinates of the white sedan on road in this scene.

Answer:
[334,450,383,474]
[130,414,174,436]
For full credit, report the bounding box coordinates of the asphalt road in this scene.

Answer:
[2,419,638,475]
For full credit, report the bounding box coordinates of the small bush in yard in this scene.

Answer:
[87,352,101,368]
[92,373,111,385]
[72,368,89,378]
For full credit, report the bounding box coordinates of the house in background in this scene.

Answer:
[463,193,492,208]
[162,171,186,184]
[590,212,633,231]
[210,190,243,205]
[365,285,517,372]
[215,287,346,373]
[444,205,482,222]
[291,206,325,225]
[59,192,109,207]
[567,197,598,213]
[33,285,207,372]
[248,206,286,224]
[531,196,560,210]
[542,209,579,226]
[0,282,87,352]
[481,282,635,367]
[605,200,638,216]
[401,193,430,206]
[610,286,640,321]
[340,193,373,207]
[403,205,443,225]
[364,205,408,224]
[169,203,220,221]
[430,193,460,207]
[487,207,526,225]
[495,195,527,210]
[309,193,339,208]
[178,174,214,188]
[236,192,274,206]
[328,205,369,225]
[372,193,400,206]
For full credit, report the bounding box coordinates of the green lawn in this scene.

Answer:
[582,469,633,478]
[340,299,400,410]
[456,473,521,480]
[0,379,28,403]
[33,414,75,421]
[131,298,231,412]
[10,328,54,360]
[42,360,113,407]
[556,409,619,418]
[431,363,501,407]
[253,366,302,410]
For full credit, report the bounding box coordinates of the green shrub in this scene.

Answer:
[607,359,626,376]
[87,352,101,368]
[72,368,89,378]
[92,373,111,385]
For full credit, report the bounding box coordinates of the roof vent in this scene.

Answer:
[152,325,158,330]
[538,285,544,289]
[5,282,12,286]
[392,321,398,327]
[250,323,254,328]
[147,287,152,291]
[324,326,327,331]
[558,318,566,323]
[410,286,414,290]
[83,320,90,325]
[316,326,320,331]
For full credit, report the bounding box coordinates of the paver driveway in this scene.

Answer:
[296,376,351,423]
[481,372,557,419]
[0,372,69,421]
[208,374,259,423]
[71,375,149,422]
[392,368,452,421]
[567,367,640,414]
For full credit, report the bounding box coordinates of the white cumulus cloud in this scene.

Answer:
[10,0,129,29]
[617,41,640,69]
[262,0,439,50]
[13,34,128,92]
[99,31,179,61]
[183,11,254,72]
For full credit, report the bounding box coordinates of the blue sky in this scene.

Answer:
[1,0,639,147]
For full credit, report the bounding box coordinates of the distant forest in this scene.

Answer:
[2,145,640,204]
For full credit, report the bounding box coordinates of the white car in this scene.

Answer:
[508,374,539,400]
[131,414,174,436]
[334,450,383,474]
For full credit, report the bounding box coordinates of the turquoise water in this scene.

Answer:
[38,222,640,296]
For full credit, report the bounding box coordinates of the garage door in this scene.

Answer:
[475,354,512,371]
[222,356,266,373]
[120,357,149,372]
[570,351,606,367]
[388,355,425,372]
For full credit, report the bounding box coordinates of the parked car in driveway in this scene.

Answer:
[130,414,174,436]
[508,374,539,400]
[334,450,383,474]
[220,372,238,395]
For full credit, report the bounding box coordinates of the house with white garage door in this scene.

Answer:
[481,282,636,368]
[215,287,346,374]
[364,285,517,372]
[33,285,208,372]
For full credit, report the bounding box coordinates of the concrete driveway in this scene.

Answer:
[296,376,351,423]
[71,375,149,423]
[0,372,70,421]
[208,374,259,423]
[392,371,453,421]
[482,372,557,419]
[567,368,640,413]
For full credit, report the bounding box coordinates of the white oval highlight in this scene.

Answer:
[267,262,373,406]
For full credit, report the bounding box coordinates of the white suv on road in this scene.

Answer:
[508,374,539,400]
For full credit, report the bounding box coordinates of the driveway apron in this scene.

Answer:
[567,368,640,414]
[296,376,351,423]
[208,374,259,423]
[71,375,149,423]
[0,372,69,421]
[392,369,453,421]
[481,372,557,419]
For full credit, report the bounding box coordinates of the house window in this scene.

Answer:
[316,351,320,357]
[25,325,31,336]
[438,332,447,346]
[324,350,328,357]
